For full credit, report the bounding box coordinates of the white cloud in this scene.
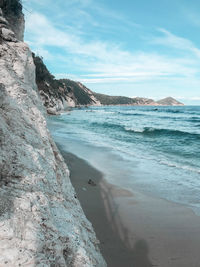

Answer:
[177,96,200,101]
[80,72,170,78]
[25,10,200,95]
[25,12,127,60]
[153,28,200,58]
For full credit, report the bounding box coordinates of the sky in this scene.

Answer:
[23,0,200,104]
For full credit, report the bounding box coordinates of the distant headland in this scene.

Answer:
[33,55,184,114]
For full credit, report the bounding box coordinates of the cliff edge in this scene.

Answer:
[33,55,101,114]
[0,1,105,266]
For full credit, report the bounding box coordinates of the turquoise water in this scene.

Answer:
[48,106,200,214]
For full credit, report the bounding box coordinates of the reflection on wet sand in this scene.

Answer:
[59,148,153,267]
[100,180,153,267]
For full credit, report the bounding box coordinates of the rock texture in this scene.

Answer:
[0,0,24,41]
[33,55,101,114]
[0,1,105,266]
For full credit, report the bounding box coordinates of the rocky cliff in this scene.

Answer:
[0,1,105,266]
[0,0,24,41]
[33,55,101,114]
[33,54,183,109]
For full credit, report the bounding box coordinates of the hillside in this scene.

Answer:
[33,55,184,110]
[93,93,184,106]
[33,54,184,109]
[93,92,136,105]
[93,92,158,105]
[157,97,184,106]
[60,79,101,106]
[33,55,100,114]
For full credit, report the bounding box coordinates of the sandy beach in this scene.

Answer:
[57,145,200,267]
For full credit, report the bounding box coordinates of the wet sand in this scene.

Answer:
[58,145,200,267]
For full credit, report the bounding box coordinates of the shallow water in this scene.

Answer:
[48,105,200,215]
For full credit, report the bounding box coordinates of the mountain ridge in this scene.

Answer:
[156,96,184,106]
[33,56,184,111]
[33,54,101,114]
[93,92,184,106]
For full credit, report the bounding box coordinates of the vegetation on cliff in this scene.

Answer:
[60,79,99,106]
[33,54,100,112]
[0,0,22,15]
[0,0,24,41]
[93,92,159,106]
[33,55,183,108]
[93,92,136,105]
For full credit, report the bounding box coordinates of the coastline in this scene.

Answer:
[57,144,200,267]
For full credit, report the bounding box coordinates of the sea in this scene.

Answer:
[47,105,200,215]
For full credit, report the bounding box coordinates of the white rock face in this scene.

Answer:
[38,85,100,113]
[0,7,105,267]
[1,27,17,41]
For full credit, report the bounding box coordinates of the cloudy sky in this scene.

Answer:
[24,0,200,104]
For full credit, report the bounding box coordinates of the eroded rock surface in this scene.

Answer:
[0,0,24,41]
[0,1,105,266]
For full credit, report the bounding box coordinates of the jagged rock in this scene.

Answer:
[0,1,106,266]
[47,107,59,115]
[0,14,8,25]
[1,27,17,41]
[0,1,25,41]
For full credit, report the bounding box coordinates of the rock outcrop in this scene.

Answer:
[0,1,105,266]
[33,55,101,114]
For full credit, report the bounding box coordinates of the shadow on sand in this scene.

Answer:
[58,147,153,267]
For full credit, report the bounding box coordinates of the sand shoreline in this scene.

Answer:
[57,144,200,267]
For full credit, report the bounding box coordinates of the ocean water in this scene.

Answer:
[48,105,200,215]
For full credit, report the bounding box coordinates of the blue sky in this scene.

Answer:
[24,0,200,104]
